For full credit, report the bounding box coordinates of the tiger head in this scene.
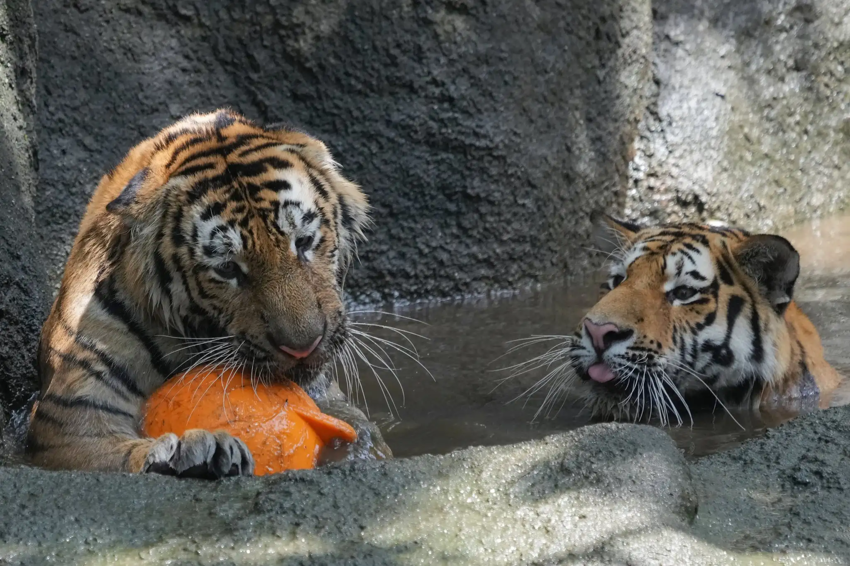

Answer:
[96,110,369,385]
[565,212,801,422]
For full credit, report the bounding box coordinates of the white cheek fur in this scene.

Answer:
[274,172,323,260]
[663,244,714,293]
[195,217,244,265]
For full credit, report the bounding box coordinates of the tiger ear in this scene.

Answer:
[295,136,370,242]
[591,211,640,255]
[733,235,799,314]
[106,168,150,215]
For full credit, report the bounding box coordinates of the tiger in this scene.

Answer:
[530,212,842,423]
[28,109,387,477]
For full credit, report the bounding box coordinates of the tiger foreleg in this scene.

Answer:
[315,380,393,461]
[28,400,254,478]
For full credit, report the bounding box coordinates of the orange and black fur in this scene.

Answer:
[524,212,841,423]
[29,110,375,476]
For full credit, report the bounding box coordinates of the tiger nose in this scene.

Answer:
[268,321,325,360]
[583,319,634,353]
[278,334,322,359]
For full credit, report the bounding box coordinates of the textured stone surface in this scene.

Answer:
[0,423,699,565]
[5,404,850,564]
[32,0,850,304]
[693,404,850,561]
[626,0,850,230]
[34,0,653,302]
[0,0,46,428]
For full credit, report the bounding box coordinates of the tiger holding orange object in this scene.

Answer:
[28,110,392,478]
[143,366,358,476]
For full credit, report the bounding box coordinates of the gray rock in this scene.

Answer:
[693,404,850,561]
[0,423,696,565]
[0,0,47,431]
[626,0,850,231]
[33,0,653,302]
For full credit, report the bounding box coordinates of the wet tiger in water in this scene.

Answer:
[28,109,388,477]
[514,212,842,423]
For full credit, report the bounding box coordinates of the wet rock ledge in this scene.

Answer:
[0,423,697,565]
[2,407,849,565]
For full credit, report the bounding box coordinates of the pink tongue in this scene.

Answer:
[588,362,616,384]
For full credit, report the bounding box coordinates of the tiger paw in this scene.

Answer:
[141,429,254,479]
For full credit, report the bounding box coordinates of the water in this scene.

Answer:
[347,214,850,459]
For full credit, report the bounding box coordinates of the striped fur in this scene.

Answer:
[28,110,370,473]
[565,213,842,422]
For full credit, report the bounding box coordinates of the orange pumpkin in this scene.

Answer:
[143,366,357,475]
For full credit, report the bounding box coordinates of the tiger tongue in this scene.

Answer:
[588,362,616,383]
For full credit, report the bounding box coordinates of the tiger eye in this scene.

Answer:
[670,286,697,302]
[214,261,243,280]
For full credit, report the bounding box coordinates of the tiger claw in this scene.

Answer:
[142,429,254,479]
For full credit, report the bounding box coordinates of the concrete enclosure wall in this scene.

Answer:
[0,0,46,427]
[34,0,652,302]
[626,0,850,230]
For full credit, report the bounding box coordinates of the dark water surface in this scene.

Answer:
[347,215,850,459]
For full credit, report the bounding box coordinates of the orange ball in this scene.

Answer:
[142,366,357,475]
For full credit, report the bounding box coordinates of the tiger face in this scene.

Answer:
[103,110,369,386]
[565,212,804,422]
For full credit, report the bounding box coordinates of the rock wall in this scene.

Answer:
[626,0,850,230]
[34,1,850,304]
[34,0,653,302]
[0,0,45,428]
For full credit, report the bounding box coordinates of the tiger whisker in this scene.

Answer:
[349,329,415,361]
[163,342,235,399]
[169,341,233,372]
[651,371,674,426]
[532,364,576,420]
[582,245,626,262]
[643,367,662,425]
[549,377,574,419]
[658,367,693,427]
[351,336,406,410]
[351,333,405,374]
[156,334,234,342]
[493,341,574,376]
[353,336,423,399]
[348,310,430,326]
[492,335,577,364]
[337,342,367,415]
[219,360,237,422]
[186,342,244,422]
[348,338,399,417]
[221,356,247,422]
[350,328,435,383]
[491,352,571,390]
[636,364,647,423]
[665,358,744,430]
[616,360,643,407]
[503,334,579,345]
[342,344,366,412]
[506,360,573,408]
[163,336,235,358]
[349,322,428,353]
